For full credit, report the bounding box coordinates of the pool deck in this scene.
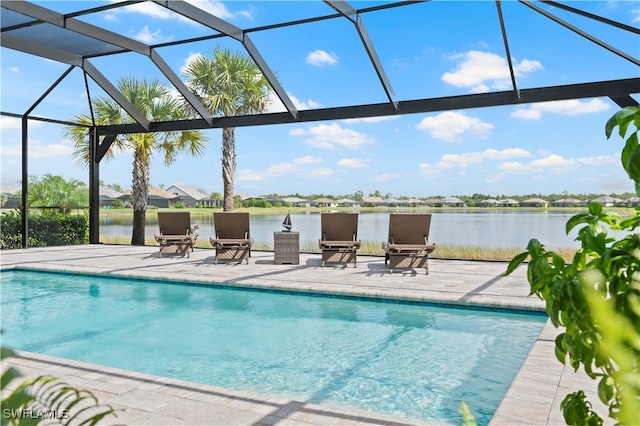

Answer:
[0,245,610,425]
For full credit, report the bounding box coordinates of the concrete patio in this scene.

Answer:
[0,245,609,425]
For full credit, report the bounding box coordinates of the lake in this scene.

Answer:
[99,210,621,249]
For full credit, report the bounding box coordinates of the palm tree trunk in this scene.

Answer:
[222,127,236,212]
[131,146,150,245]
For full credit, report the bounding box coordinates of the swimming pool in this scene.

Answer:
[1,269,546,425]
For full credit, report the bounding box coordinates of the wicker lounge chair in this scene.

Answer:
[210,212,252,264]
[318,213,361,268]
[383,213,436,274]
[154,211,195,258]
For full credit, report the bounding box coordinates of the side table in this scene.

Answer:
[274,231,300,265]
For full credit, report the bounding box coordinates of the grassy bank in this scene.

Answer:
[99,236,577,262]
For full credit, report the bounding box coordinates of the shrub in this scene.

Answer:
[0,210,89,249]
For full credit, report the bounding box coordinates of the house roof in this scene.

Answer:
[167,185,210,200]
[336,198,358,204]
[521,198,549,203]
[592,195,624,203]
[99,186,125,199]
[123,187,178,200]
[314,197,335,204]
[361,196,384,203]
[283,197,308,203]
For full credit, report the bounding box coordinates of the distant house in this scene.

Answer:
[314,197,338,207]
[166,184,218,207]
[551,198,585,207]
[99,186,125,207]
[520,198,549,208]
[498,198,519,207]
[422,198,442,207]
[360,196,385,206]
[336,198,360,207]
[283,197,311,207]
[592,195,623,207]
[479,199,499,207]
[0,185,21,208]
[406,198,424,206]
[441,197,467,207]
[623,196,640,207]
[121,187,178,208]
[384,198,409,207]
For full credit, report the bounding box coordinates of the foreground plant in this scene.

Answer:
[1,347,119,425]
[505,107,640,425]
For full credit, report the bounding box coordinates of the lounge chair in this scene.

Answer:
[383,213,436,274]
[154,211,195,258]
[210,212,252,264]
[318,213,361,268]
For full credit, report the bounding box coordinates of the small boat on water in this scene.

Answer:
[282,213,292,232]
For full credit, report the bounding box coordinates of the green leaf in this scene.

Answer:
[555,333,568,362]
[566,214,593,234]
[505,251,529,275]
[0,347,17,361]
[588,202,603,216]
[597,376,614,405]
[605,107,637,139]
[626,145,640,183]
[0,366,22,390]
[621,132,638,174]
[526,238,543,255]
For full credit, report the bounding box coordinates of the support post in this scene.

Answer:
[89,127,100,244]
[21,118,28,248]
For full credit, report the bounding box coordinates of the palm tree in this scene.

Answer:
[28,173,88,214]
[64,77,207,245]
[183,47,272,211]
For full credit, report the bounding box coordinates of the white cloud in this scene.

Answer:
[306,168,334,178]
[439,148,532,168]
[185,0,255,20]
[0,117,21,129]
[114,1,253,23]
[306,50,339,66]
[9,66,19,72]
[370,173,395,181]
[181,52,203,75]
[265,162,301,175]
[632,7,640,23]
[416,111,493,142]
[498,154,578,175]
[510,99,611,120]
[236,156,327,182]
[418,163,439,177]
[266,92,323,113]
[293,156,322,164]
[577,154,618,165]
[289,123,373,149]
[342,116,400,124]
[337,158,369,168]
[441,50,542,93]
[531,154,578,169]
[0,143,21,157]
[236,169,264,182]
[132,26,175,44]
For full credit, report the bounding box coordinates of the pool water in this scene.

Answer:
[0,270,546,425]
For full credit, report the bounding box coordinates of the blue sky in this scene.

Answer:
[1,0,639,198]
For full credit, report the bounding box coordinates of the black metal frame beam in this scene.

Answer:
[520,0,640,67]
[91,78,640,136]
[153,0,298,118]
[324,0,397,108]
